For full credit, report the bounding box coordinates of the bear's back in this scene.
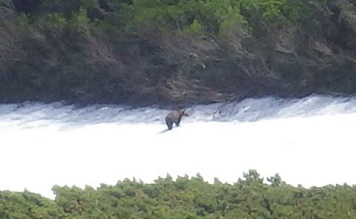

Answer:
[166,110,181,122]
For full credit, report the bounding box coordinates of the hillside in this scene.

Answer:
[1,0,356,106]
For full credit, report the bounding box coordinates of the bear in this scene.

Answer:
[165,109,189,130]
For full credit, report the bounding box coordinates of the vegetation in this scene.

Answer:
[1,0,356,106]
[2,170,356,218]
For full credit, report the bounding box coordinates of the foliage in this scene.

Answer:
[2,0,356,105]
[2,170,356,218]
[0,190,64,218]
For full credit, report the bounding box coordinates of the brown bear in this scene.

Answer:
[165,109,189,130]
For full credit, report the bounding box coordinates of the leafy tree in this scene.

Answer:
[3,170,356,218]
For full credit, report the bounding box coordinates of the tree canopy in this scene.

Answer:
[2,170,356,218]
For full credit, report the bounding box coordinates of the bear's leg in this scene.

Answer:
[166,118,173,130]
[175,117,181,126]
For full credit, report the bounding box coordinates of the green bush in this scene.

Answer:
[4,170,356,218]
